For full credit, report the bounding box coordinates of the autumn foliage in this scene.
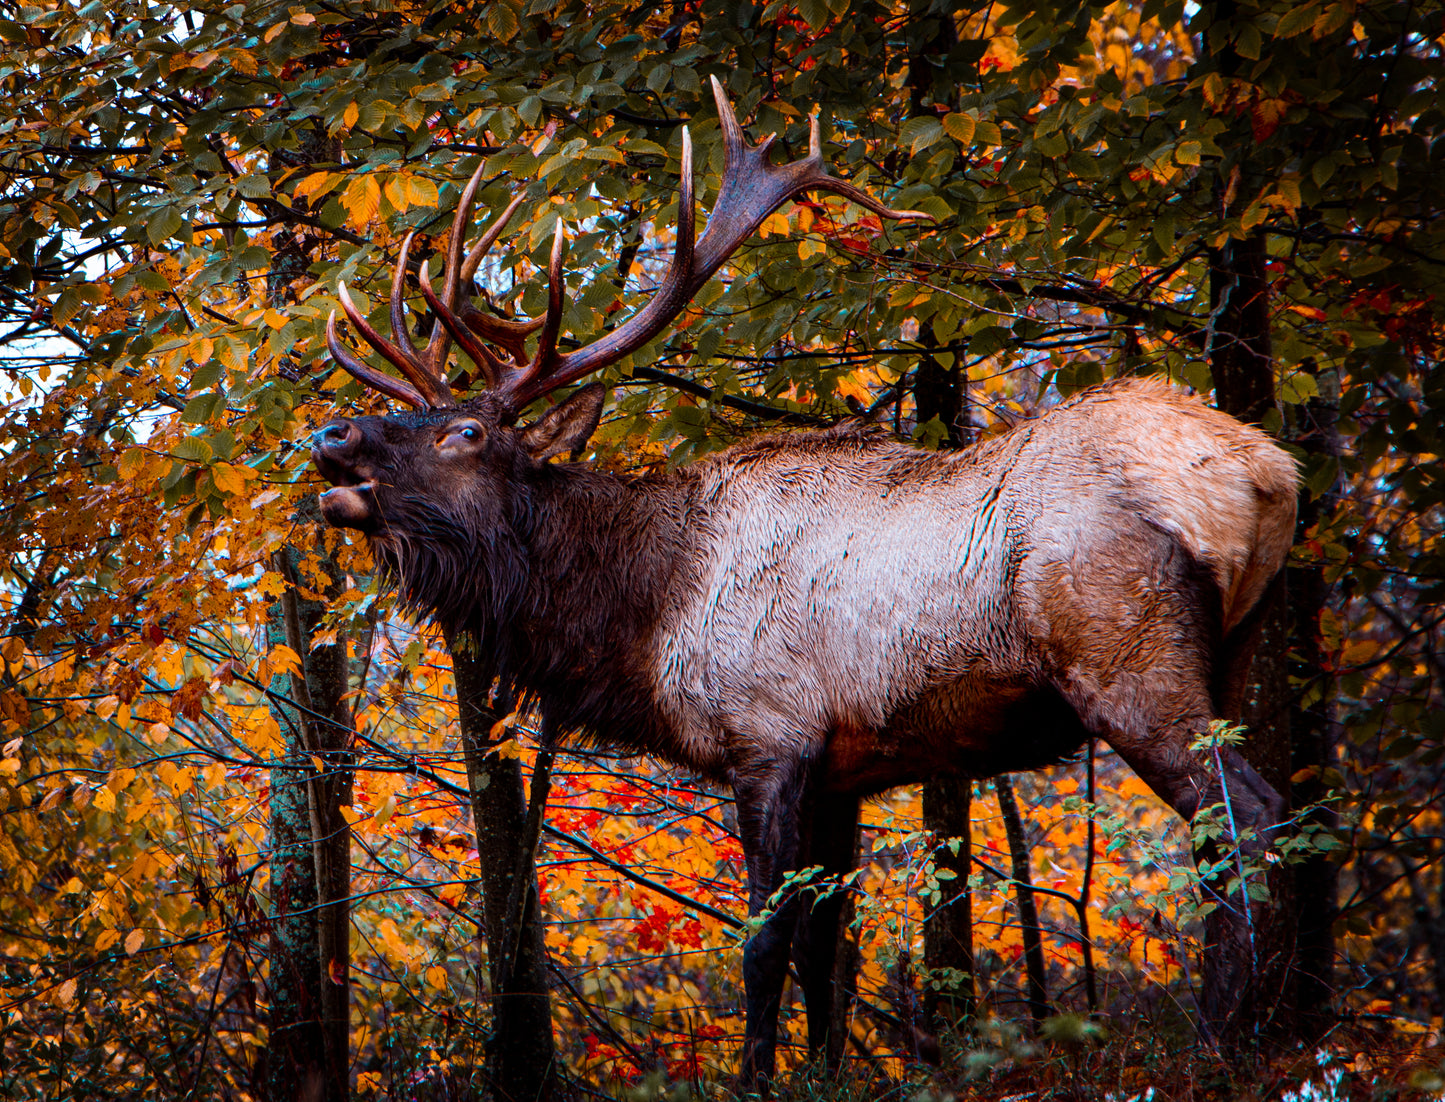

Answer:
[0,0,1442,1098]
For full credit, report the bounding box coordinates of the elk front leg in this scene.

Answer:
[791,792,860,1067]
[730,745,822,1091]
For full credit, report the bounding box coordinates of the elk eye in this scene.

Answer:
[459,427,477,440]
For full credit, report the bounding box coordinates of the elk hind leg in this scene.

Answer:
[1062,667,1287,1033]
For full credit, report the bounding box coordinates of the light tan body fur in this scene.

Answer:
[650,378,1296,798]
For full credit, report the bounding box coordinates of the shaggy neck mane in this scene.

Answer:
[373,462,689,751]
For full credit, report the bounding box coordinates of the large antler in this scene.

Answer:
[328,76,929,414]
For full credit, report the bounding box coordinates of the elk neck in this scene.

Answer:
[475,458,701,761]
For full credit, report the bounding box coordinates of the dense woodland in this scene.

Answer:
[0,0,1442,1098]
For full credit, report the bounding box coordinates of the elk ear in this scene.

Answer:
[519,383,606,462]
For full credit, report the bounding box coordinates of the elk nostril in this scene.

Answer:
[316,422,355,450]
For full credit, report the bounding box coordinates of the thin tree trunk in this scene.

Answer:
[1209,227,1298,1042]
[450,639,557,1102]
[913,308,977,1046]
[266,540,353,1102]
[1287,368,1342,1030]
[923,778,974,1032]
[996,779,1048,1027]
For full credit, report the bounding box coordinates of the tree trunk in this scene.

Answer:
[914,319,977,1045]
[450,640,557,1102]
[997,779,1048,1027]
[1287,369,1342,1031]
[923,778,974,1032]
[1209,228,1297,1042]
[265,538,353,1102]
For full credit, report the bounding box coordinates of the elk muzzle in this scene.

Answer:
[312,420,377,530]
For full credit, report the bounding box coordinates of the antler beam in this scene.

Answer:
[329,76,930,414]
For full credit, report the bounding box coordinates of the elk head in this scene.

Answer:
[312,77,927,625]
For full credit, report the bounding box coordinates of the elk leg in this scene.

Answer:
[1067,675,1287,1033]
[731,746,822,1091]
[791,792,860,1066]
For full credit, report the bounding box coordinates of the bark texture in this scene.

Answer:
[265,539,353,1102]
[450,640,557,1102]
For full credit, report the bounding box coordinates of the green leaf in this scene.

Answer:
[172,435,213,462]
[51,287,84,329]
[487,1,519,41]
[941,112,976,145]
[899,116,944,156]
[146,206,184,246]
[796,0,828,31]
[180,392,223,425]
[1236,22,1262,58]
[1274,2,1318,38]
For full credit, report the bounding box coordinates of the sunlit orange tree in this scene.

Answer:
[0,0,1441,1098]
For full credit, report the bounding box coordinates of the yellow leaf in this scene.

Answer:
[758,211,789,239]
[62,876,82,894]
[291,11,316,24]
[146,722,169,746]
[95,695,120,721]
[294,171,334,203]
[57,978,76,1006]
[0,758,19,776]
[425,964,449,990]
[384,175,411,214]
[190,337,214,365]
[203,763,226,788]
[342,175,381,229]
[95,929,120,952]
[310,755,325,774]
[407,177,439,208]
[489,710,520,739]
[93,787,117,814]
[493,738,522,759]
[339,805,361,826]
[265,21,286,42]
[342,101,360,131]
[267,643,302,676]
[227,48,258,76]
[212,462,257,496]
[72,785,92,810]
[40,785,66,810]
[438,882,465,906]
[124,929,144,956]
[372,794,397,828]
[118,447,152,481]
[264,308,288,330]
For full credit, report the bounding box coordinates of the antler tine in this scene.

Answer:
[389,233,458,408]
[450,188,545,365]
[509,220,568,394]
[497,77,927,410]
[337,280,456,409]
[418,262,511,389]
[326,309,429,408]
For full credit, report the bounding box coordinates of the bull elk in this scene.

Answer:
[311,78,1297,1085]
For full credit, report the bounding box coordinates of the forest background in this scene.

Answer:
[0,0,1442,1098]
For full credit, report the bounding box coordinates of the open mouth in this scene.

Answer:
[313,449,378,529]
